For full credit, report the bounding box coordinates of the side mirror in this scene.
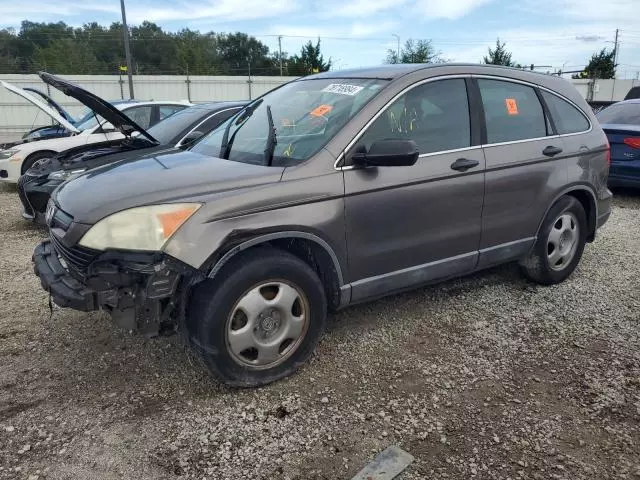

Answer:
[179,130,204,149]
[100,122,116,133]
[351,139,419,167]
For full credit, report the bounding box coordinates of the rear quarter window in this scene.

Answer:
[541,91,590,134]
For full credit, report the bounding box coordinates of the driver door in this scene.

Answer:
[343,77,485,302]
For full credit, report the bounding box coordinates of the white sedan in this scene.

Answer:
[0,81,190,183]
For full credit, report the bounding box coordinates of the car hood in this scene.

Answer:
[39,72,157,143]
[23,87,75,123]
[1,81,79,133]
[54,150,284,224]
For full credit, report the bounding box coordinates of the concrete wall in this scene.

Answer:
[1,74,638,135]
[0,74,296,133]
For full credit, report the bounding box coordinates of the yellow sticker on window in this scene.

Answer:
[505,98,519,115]
[310,104,333,117]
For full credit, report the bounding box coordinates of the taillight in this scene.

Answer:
[606,139,611,166]
[623,137,640,149]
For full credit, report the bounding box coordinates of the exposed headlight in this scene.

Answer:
[78,203,201,251]
[47,169,86,181]
[0,149,19,160]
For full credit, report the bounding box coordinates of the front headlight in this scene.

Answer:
[47,169,86,181]
[0,149,19,160]
[78,203,201,251]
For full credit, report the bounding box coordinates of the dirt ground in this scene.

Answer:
[0,183,638,480]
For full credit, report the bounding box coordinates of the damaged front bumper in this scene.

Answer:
[33,239,201,334]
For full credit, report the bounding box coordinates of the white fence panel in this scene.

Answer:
[0,74,296,134]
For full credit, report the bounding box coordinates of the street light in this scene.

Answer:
[391,34,400,61]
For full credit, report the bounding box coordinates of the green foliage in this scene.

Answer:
[572,48,616,79]
[0,20,282,75]
[385,39,442,64]
[483,38,518,67]
[287,39,331,76]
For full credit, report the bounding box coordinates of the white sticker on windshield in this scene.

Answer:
[322,83,364,96]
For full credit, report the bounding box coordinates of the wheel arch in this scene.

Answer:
[206,230,347,311]
[537,184,598,242]
[22,149,58,174]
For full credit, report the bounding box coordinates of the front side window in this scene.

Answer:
[479,79,546,143]
[541,91,589,134]
[191,78,387,166]
[355,78,471,155]
[126,106,153,129]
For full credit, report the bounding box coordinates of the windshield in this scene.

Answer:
[75,113,105,131]
[146,105,215,144]
[597,102,640,124]
[191,78,387,166]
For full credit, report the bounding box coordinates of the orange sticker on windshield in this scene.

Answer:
[505,98,519,115]
[310,104,333,117]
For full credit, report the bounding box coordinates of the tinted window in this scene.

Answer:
[596,102,640,125]
[356,79,470,155]
[541,91,589,134]
[479,79,546,143]
[159,105,186,120]
[125,106,153,129]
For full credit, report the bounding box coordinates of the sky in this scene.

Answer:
[1,0,640,78]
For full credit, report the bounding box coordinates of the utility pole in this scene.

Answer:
[391,34,400,62]
[278,35,283,76]
[613,28,619,77]
[120,0,135,99]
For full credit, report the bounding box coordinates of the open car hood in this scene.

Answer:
[1,81,79,134]
[23,87,75,123]
[39,72,157,143]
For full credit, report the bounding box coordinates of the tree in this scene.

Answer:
[572,48,616,79]
[287,39,331,76]
[385,39,442,64]
[216,32,273,75]
[483,38,518,67]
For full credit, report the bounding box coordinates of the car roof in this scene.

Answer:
[306,63,550,80]
[611,98,640,105]
[115,100,191,108]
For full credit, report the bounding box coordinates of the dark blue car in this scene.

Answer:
[596,99,640,188]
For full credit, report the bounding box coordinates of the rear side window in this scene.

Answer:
[159,105,186,120]
[478,79,546,143]
[541,91,589,134]
[125,106,153,129]
[357,78,471,155]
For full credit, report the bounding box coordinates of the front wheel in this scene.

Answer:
[519,196,587,285]
[188,248,327,387]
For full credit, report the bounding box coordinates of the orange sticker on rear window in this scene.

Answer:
[310,104,333,117]
[505,98,519,115]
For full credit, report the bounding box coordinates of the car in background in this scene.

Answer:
[0,73,190,183]
[0,81,140,148]
[19,100,246,223]
[596,99,640,188]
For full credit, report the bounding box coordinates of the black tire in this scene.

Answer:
[519,196,587,285]
[188,247,327,387]
[21,151,55,175]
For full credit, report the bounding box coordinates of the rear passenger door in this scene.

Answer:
[476,78,567,268]
[343,78,485,301]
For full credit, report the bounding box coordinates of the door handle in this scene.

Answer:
[543,145,563,157]
[450,158,479,172]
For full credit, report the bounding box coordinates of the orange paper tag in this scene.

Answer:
[505,98,518,115]
[310,104,333,117]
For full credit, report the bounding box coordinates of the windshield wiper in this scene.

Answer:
[219,99,262,159]
[264,105,277,166]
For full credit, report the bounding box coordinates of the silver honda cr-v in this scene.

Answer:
[33,65,612,386]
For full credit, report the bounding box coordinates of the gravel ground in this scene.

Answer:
[0,183,638,480]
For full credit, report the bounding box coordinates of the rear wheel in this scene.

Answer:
[188,248,327,387]
[520,196,587,285]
